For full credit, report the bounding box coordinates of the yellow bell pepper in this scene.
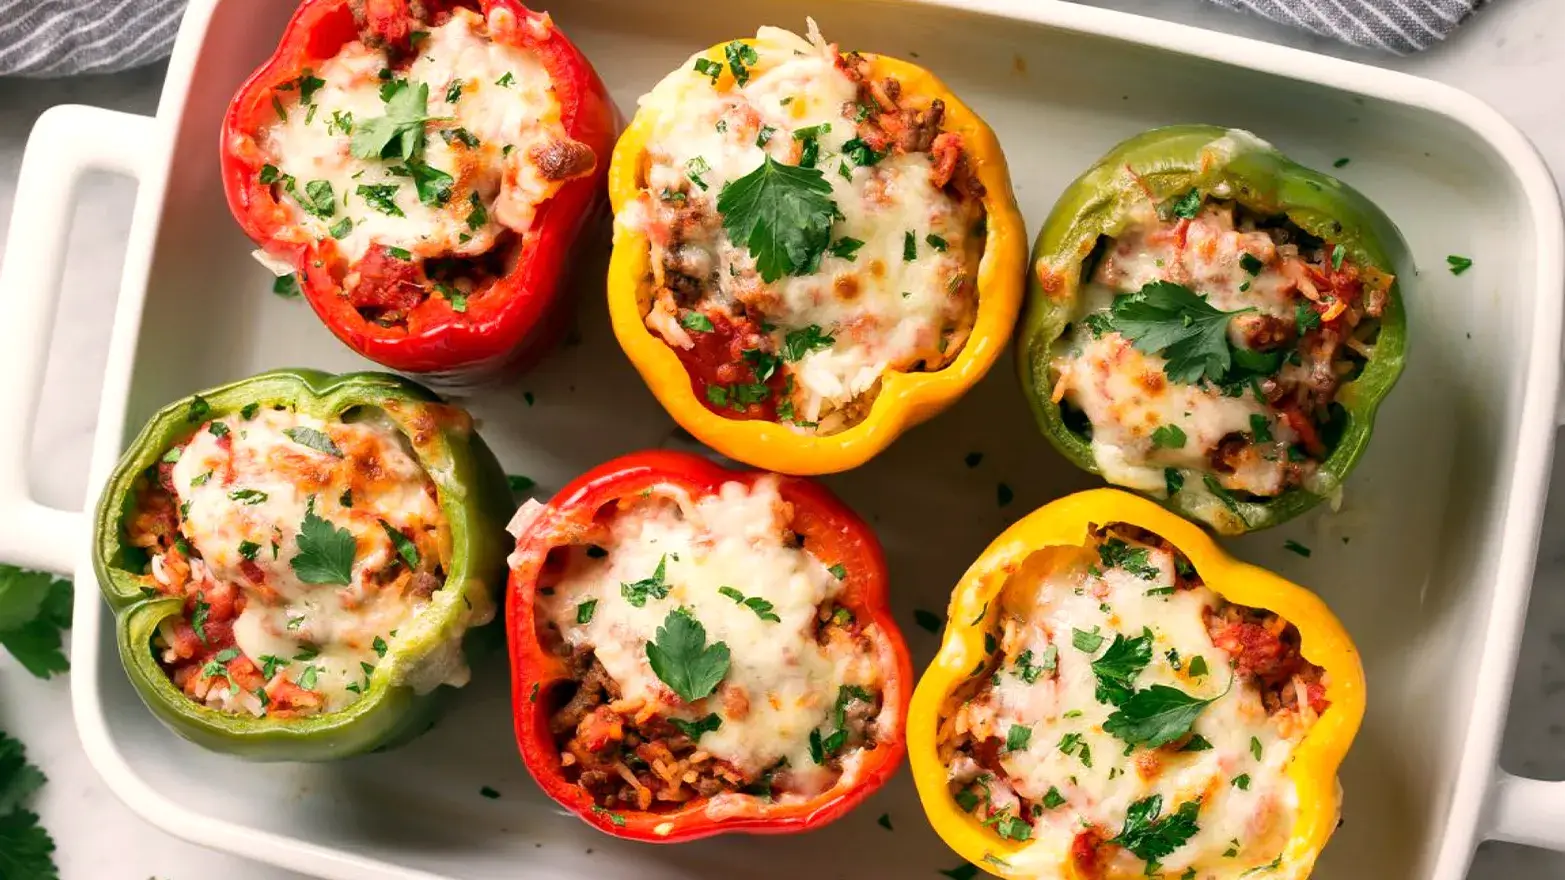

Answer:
[908,489,1364,878]
[606,38,1027,475]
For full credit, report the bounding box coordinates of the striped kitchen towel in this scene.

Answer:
[1205,0,1485,53]
[0,0,1489,75]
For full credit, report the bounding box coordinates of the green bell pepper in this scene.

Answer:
[1017,125,1409,533]
[92,368,513,760]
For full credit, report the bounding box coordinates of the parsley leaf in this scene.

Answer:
[1072,627,1105,653]
[1150,424,1187,449]
[1111,795,1201,864]
[290,500,357,586]
[1098,538,1161,580]
[404,159,454,206]
[575,599,597,624]
[1005,724,1032,752]
[1103,684,1218,747]
[1110,281,1253,384]
[717,585,781,622]
[378,520,421,569]
[669,712,722,740]
[0,732,57,880]
[1169,188,1202,219]
[621,556,670,607]
[680,311,714,333]
[723,41,758,85]
[782,325,835,361]
[350,80,435,161]
[272,274,301,299]
[717,156,840,282]
[1447,254,1473,275]
[356,183,403,217]
[1091,628,1153,706]
[0,566,72,679]
[645,608,730,702]
[282,426,342,457]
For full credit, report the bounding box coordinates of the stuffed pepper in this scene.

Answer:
[506,450,910,840]
[92,369,513,760]
[1018,126,1408,533]
[607,22,1026,475]
[222,0,616,385]
[909,489,1364,879]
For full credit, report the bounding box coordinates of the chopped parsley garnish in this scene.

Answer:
[645,608,730,702]
[1181,734,1213,752]
[827,236,864,260]
[903,231,917,262]
[1004,724,1032,752]
[841,137,885,167]
[495,72,514,88]
[1165,467,1184,497]
[996,483,1014,507]
[912,609,942,634]
[290,499,356,586]
[620,555,670,607]
[717,156,840,282]
[680,311,714,333]
[356,183,403,217]
[282,426,342,457]
[1446,254,1473,275]
[793,124,828,168]
[576,599,598,624]
[755,125,775,148]
[782,325,834,361]
[1239,252,1264,275]
[1283,539,1312,558]
[507,474,536,494]
[828,563,847,580]
[445,79,464,103]
[1188,655,1209,677]
[191,596,211,644]
[272,274,301,299]
[692,57,722,83]
[685,155,711,190]
[1057,732,1092,767]
[1296,301,1322,331]
[717,585,781,622]
[238,541,261,561]
[669,713,722,740]
[350,81,435,162]
[1250,735,1264,761]
[372,636,388,658]
[435,283,468,313]
[328,217,353,239]
[1111,795,1201,865]
[385,246,412,261]
[877,812,893,831]
[228,489,268,505]
[1249,413,1273,442]
[591,805,627,827]
[1169,188,1202,219]
[1151,424,1187,449]
[964,451,983,468]
[190,471,213,487]
[1331,243,1347,271]
[378,520,420,569]
[297,665,319,689]
[723,41,758,85]
[1233,773,1251,790]
[1333,157,1351,168]
[1071,627,1105,653]
[258,654,287,679]
[1098,538,1160,580]
[403,159,454,206]
[1042,787,1066,809]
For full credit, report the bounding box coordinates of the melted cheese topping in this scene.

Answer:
[539,478,882,796]
[169,408,447,712]
[948,544,1308,878]
[624,24,978,428]
[264,8,567,263]
[1052,206,1306,501]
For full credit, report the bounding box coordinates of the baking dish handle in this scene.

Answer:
[0,105,155,575]
[1489,773,1565,851]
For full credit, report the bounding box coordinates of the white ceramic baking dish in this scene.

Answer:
[0,0,1559,877]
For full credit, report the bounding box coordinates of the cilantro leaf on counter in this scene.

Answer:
[1111,795,1201,864]
[621,556,671,607]
[669,712,722,740]
[291,500,356,586]
[378,520,421,569]
[1110,281,1253,384]
[1103,684,1217,748]
[282,426,343,458]
[351,80,436,161]
[1446,254,1473,275]
[646,608,730,702]
[0,566,72,679]
[1090,628,1153,706]
[0,732,57,880]
[718,155,840,282]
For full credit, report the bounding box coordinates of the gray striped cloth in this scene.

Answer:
[0,0,1486,76]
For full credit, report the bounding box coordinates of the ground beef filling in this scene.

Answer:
[545,596,882,812]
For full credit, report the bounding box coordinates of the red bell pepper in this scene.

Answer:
[220,0,616,385]
[506,450,911,841]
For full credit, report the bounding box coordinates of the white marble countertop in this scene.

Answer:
[0,0,1561,877]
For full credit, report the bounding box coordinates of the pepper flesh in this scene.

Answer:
[92,369,513,761]
[221,0,617,385]
[1017,125,1409,533]
[506,450,911,841]
[606,40,1026,476]
[907,488,1365,877]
